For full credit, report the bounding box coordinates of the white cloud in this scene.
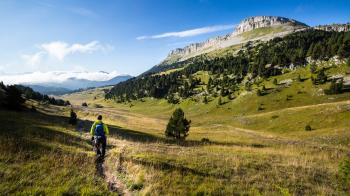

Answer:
[41,41,102,61]
[137,24,235,40]
[0,70,121,85]
[21,41,110,65]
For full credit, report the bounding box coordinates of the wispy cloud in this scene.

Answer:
[21,41,111,65]
[21,51,46,66]
[137,24,235,40]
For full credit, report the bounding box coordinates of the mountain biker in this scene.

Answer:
[90,115,109,157]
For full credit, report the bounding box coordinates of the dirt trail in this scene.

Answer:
[104,144,132,195]
[82,131,130,195]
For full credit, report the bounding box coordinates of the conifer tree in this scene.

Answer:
[165,108,191,140]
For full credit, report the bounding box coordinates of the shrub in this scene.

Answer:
[30,105,37,112]
[310,63,317,73]
[257,89,262,96]
[69,109,77,125]
[203,96,208,104]
[315,68,327,84]
[271,115,279,119]
[326,79,343,95]
[257,104,264,111]
[82,102,88,107]
[305,125,312,131]
[217,97,222,106]
[201,138,210,143]
[165,108,191,140]
[273,78,278,85]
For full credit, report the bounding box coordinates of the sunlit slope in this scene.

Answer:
[60,63,350,195]
[0,105,112,195]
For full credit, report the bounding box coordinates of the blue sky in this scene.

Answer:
[0,0,349,81]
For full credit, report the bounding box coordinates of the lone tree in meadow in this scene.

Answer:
[165,108,191,140]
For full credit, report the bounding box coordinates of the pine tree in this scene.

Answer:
[310,63,317,74]
[316,68,327,84]
[5,85,25,110]
[165,108,191,140]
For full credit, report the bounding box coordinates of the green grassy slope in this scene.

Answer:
[57,63,350,195]
[0,107,113,195]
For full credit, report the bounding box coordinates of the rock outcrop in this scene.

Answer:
[233,16,307,34]
[165,16,308,62]
[314,23,350,32]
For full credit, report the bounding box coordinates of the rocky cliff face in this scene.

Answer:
[165,16,308,62]
[314,23,350,32]
[233,16,307,34]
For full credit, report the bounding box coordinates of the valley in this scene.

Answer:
[1,13,350,195]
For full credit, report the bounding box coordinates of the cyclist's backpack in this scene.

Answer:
[95,123,105,136]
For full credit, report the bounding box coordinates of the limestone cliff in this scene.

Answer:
[314,23,350,32]
[164,16,308,63]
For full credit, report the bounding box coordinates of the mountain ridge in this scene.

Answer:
[149,16,350,76]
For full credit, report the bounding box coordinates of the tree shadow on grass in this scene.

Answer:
[106,124,267,148]
[2,109,267,150]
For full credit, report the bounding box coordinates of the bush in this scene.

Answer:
[271,115,279,119]
[326,79,343,94]
[69,109,77,125]
[82,102,88,107]
[217,97,222,106]
[305,125,312,131]
[165,108,191,140]
[201,138,210,143]
[30,105,37,112]
[257,104,264,111]
[315,68,327,84]
[273,78,278,85]
[310,63,317,73]
[257,89,262,96]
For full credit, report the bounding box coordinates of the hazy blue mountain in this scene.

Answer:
[24,75,133,95]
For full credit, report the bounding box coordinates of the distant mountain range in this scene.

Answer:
[25,75,132,95]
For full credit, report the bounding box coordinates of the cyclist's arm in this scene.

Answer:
[90,122,96,135]
[104,124,109,135]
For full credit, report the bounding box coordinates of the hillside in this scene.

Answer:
[107,29,350,102]
[59,61,350,194]
[0,103,112,195]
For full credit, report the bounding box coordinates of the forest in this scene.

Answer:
[106,30,350,102]
[0,82,70,110]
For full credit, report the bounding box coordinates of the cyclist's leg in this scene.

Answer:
[95,137,101,155]
[101,137,106,157]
